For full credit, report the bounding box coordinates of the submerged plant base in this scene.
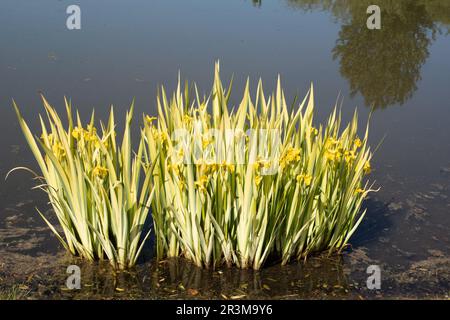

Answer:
[3,247,447,300]
[145,62,376,270]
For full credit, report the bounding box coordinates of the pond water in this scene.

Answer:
[0,0,449,299]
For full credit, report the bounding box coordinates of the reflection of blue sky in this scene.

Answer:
[0,1,340,116]
[0,0,449,181]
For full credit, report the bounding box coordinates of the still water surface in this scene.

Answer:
[0,0,449,298]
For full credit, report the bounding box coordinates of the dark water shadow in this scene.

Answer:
[350,197,392,248]
[135,211,156,264]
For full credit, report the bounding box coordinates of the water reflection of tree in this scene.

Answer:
[252,0,262,8]
[286,0,450,28]
[285,0,450,108]
[333,1,435,108]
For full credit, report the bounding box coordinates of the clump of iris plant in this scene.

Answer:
[144,62,377,270]
[10,62,377,271]
[10,99,155,270]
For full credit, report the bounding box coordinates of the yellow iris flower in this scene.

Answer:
[354,138,363,148]
[92,166,108,179]
[363,161,371,174]
[280,147,301,170]
[52,142,66,159]
[72,126,83,140]
[195,175,209,192]
[309,127,318,136]
[296,174,312,186]
[145,115,157,124]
